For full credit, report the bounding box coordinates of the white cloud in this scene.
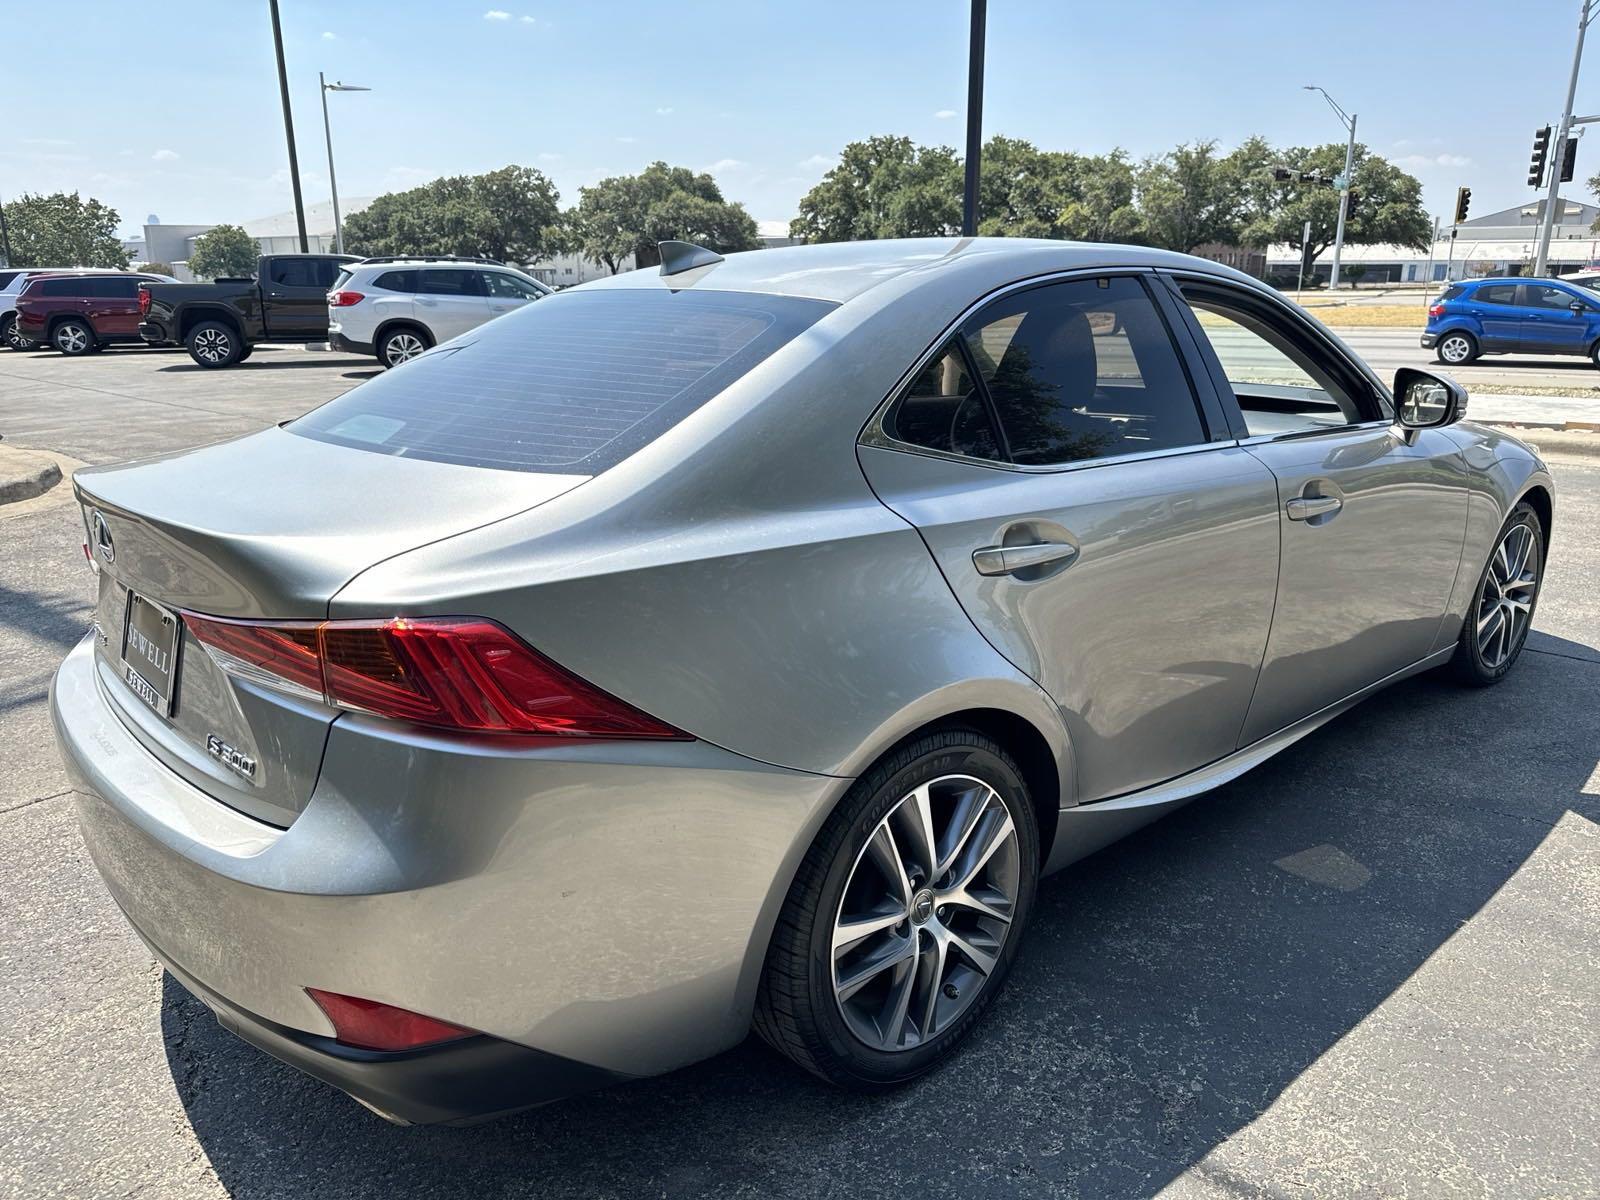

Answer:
[520,14,535,23]
[321,30,336,40]
[934,109,957,119]
[484,9,511,19]
[704,158,744,173]
[1396,152,1473,169]
[798,153,834,169]
[151,149,180,163]
[655,106,674,116]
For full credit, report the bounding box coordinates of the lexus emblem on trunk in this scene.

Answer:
[90,510,115,564]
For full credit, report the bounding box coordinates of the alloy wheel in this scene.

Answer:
[1476,521,1539,669]
[55,324,88,354]
[385,332,426,366]
[831,774,1020,1053]
[1440,335,1471,364]
[193,328,232,363]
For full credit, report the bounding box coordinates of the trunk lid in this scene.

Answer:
[76,426,585,826]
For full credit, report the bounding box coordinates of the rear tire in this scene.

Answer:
[1,313,30,351]
[378,325,431,368]
[755,729,1038,1089]
[185,321,243,368]
[52,318,96,356]
[1435,331,1477,365]
[1449,501,1544,687]
[1589,340,1600,368]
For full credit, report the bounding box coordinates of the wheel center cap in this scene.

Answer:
[910,889,936,926]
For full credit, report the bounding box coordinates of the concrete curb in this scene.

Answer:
[1487,425,1600,459]
[0,444,64,505]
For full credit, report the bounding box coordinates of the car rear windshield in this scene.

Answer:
[289,288,835,474]
[1439,285,1465,301]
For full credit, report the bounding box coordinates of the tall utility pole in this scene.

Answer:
[1304,85,1357,289]
[961,0,986,238]
[1534,0,1597,276]
[268,0,309,253]
[0,192,12,267]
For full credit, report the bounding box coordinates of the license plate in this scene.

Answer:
[122,592,181,716]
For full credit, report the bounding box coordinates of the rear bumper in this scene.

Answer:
[1419,332,1438,348]
[148,931,623,1124]
[328,329,374,355]
[49,634,837,1112]
[138,320,172,344]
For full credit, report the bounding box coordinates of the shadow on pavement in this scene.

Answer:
[162,637,1599,1198]
[156,358,370,373]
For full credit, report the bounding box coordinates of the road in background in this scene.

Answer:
[1,342,1597,1199]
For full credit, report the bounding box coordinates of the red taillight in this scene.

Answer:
[327,290,365,307]
[1428,303,1444,318]
[182,613,687,739]
[305,988,474,1052]
[138,287,151,317]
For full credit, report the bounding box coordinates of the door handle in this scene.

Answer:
[416,297,437,306]
[1285,495,1342,521]
[972,541,1079,576]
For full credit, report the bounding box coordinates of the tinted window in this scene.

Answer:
[1476,284,1518,305]
[290,289,834,474]
[38,278,81,297]
[956,276,1205,465]
[0,271,19,290]
[888,343,999,460]
[1525,284,1585,310]
[1439,285,1466,301]
[92,277,140,299]
[417,269,483,296]
[374,270,419,292]
[484,271,541,299]
[269,258,341,288]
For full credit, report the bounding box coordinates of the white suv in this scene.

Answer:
[327,257,553,368]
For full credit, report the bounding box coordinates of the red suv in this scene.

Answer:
[13,273,169,356]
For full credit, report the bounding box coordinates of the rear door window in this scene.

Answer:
[290,289,836,474]
[374,270,419,292]
[417,269,484,296]
[1475,284,1519,306]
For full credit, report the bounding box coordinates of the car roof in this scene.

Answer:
[576,237,1253,304]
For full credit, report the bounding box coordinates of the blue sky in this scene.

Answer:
[3,1,1594,238]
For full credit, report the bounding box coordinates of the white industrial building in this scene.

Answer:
[1264,199,1600,284]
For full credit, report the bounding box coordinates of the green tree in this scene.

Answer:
[1241,142,1429,268]
[341,165,562,262]
[187,225,260,280]
[135,261,174,276]
[569,162,760,271]
[1137,140,1244,252]
[790,136,962,242]
[1,191,129,267]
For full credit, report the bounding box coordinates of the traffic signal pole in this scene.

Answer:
[1533,0,1596,277]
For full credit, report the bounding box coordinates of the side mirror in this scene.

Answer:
[1571,300,1586,313]
[1393,367,1467,430]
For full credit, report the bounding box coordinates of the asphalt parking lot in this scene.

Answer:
[2,343,1597,1199]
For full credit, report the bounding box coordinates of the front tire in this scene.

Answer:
[1436,331,1478,366]
[52,318,96,356]
[185,321,242,368]
[1449,501,1544,686]
[755,730,1038,1088]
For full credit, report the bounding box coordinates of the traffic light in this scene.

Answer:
[1454,186,1472,224]
[1272,167,1293,182]
[1530,125,1552,186]
[1344,189,1359,219]
[1560,136,1579,183]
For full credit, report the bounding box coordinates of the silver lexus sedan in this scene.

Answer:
[51,238,1554,1124]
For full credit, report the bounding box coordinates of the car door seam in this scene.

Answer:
[1234,445,1286,751]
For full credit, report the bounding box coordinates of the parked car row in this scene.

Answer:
[2,252,551,369]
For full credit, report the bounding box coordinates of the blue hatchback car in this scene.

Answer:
[1423,276,1600,367]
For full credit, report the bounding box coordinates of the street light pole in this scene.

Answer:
[961,0,986,238]
[319,75,370,256]
[0,192,12,267]
[1534,0,1597,276]
[268,0,309,253]
[1305,85,1357,289]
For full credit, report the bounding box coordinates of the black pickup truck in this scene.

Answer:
[139,253,360,367]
